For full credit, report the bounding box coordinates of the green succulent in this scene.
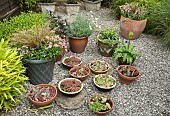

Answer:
[0,39,28,111]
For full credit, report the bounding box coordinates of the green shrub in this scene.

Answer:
[68,16,95,37]
[0,11,49,40]
[16,0,37,8]
[0,39,28,111]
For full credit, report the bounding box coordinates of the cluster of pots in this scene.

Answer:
[28,55,140,115]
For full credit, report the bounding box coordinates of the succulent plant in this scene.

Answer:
[119,66,139,77]
[89,94,112,112]
[29,85,56,102]
[90,60,109,72]
[95,74,116,88]
[71,68,88,78]
[64,56,81,67]
[60,79,81,92]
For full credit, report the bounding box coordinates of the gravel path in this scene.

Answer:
[2,8,170,116]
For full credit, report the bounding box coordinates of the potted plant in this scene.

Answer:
[12,24,66,85]
[64,0,80,15]
[116,65,140,84]
[113,32,140,65]
[39,0,56,14]
[88,94,114,115]
[96,27,120,57]
[119,3,148,39]
[83,0,103,11]
[68,16,95,53]
[93,74,116,90]
[89,60,111,74]
[58,78,84,95]
[69,66,90,81]
[28,84,57,107]
[62,56,82,68]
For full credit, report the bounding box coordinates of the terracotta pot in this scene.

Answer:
[69,37,88,53]
[120,16,147,40]
[89,60,111,75]
[62,56,82,69]
[93,74,116,90]
[116,65,140,84]
[56,48,65,62]
[89,94,114,115]
[58,78,84,95]
[118,57,135,65]
[69,66,90,81]
[28,84,57,108]
[97,40,118,57]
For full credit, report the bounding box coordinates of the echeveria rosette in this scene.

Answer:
[119,3,148,20]
[16,35,66,60]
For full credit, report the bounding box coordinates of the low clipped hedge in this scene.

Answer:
[0,11,49,40]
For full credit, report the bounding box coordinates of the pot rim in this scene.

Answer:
[62,56,82,68]
[93,74,116,89]
[28,84,57,104]
[89,60,111,73]
[58,78,84,95]
[88,94,114,114]
[116,65,140,78]
[69,65,90,78]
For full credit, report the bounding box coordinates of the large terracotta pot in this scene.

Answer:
[69,37,88,53]
[69,65,90,82]
[28,84,57,108]
[116,65,140,84]
[120,16,147,40]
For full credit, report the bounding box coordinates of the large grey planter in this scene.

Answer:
[24,58,55,85]
[64,2,80,15]
[39,2,56,14]
[83,0,102,11]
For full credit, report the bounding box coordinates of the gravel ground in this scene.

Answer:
[1,8,170,116]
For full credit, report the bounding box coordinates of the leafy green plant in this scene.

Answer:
[17,0,37,8]
[89,94,112,112]
[113,32,140,65]
[0,12,49,40]
[12,24,66,60]
[0,39,28,111]
[68,16,95,37]
[97,27,120,46]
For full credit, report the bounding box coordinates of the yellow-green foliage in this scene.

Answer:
[0,39,28,111]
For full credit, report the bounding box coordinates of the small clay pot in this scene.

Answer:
[62,56,82,69]
[116,65,140,84]
[89,60,111,74]
[58,78,84,95]
[69,66,90,81]
[28,84,57,108]
[56,48,65,62]
[93,74,116,90]
[88,94,114,115]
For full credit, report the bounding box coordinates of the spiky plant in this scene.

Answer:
[0,39,28,111]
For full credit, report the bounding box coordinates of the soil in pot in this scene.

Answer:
[117,65,140,84]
